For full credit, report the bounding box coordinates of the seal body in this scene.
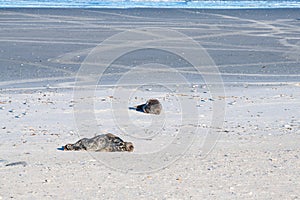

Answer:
[64,133,134,152]
[136,99,162,115]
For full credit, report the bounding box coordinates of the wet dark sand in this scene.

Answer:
[0,8,299,87]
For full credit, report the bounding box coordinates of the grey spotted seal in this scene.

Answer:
[64,133,134,152]
[135,99,162,115]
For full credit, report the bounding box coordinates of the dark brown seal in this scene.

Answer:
[63,133,134,152]
[135,99,162,115]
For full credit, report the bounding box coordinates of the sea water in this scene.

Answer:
[1,0,300,9]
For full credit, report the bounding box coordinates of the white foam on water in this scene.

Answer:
[1,0,300,9]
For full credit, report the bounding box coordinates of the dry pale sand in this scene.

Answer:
[0,8,300,199]
[0,84,299,199]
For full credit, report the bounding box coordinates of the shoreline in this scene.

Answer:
[1,1,300,9]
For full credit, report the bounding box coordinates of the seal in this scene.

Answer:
[135,99,162,115]
[63,133,134,152]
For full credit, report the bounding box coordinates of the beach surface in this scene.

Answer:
[0,8,300,199]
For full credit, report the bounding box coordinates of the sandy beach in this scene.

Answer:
[0,8,300,199]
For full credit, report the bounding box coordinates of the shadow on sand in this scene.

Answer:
[57,146,65,151]
[128,104,145,114]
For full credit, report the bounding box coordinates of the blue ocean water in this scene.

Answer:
[0,0,300,8]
